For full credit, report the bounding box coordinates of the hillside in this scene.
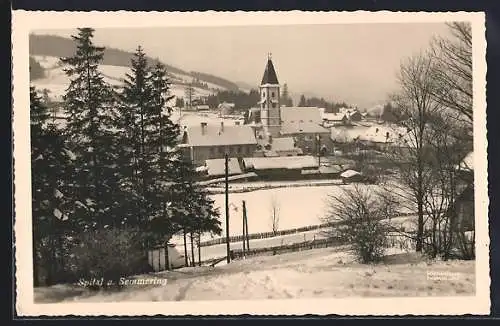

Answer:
[29,34,240,91]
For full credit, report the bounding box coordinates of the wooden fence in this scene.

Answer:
[199,211,418,247]
[198,237,344,266]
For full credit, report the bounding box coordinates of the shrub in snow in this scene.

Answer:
[66,227,151,290]
[323,185,398,263]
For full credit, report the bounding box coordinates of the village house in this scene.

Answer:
[179,121,258,166]
[322,112,349,127]
[279,106,332,156]
[218,102,236,117]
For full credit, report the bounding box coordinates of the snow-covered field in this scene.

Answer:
[34,247,475,303]
[170,183,414,249]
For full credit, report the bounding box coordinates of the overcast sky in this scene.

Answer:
[34,23,450,108]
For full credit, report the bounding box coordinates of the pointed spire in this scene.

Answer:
[261,54,279,85]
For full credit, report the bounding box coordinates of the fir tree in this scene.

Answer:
[60,28,123,230]
[118,46,153,227]
[146,62,181,242]
[298,94,307,107]
[281,83,293,107]
[30,86,73,285]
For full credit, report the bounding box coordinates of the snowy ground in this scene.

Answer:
[170,183,414,247]
[34,247,475,303]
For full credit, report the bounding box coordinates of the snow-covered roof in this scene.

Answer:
[243,155,318,170]
[459,151,474,171]
[322,113,348,122]
[205,158,242,176]
[184,123,257,147]
[280,122,329,135]
[340,170,361,178]
[281,107,323,125]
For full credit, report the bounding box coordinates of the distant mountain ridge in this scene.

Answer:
[29,34,240,91]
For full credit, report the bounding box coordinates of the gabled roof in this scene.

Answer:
[323,112,348,122]
[185,124,257,147]
[261,58,279,85]
[279,107,329,134]
[281,107,323,124]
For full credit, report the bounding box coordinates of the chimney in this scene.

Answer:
[220,121,225,133]
[201,122,207,135]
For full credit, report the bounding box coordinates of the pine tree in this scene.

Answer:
[60,28,123,230]
[118,46,153,227]
[30,86,73,285]
[298,94,307,107]
[281,83,293,107]
[146,62,181,242]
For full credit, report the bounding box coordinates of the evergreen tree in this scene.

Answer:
[30,86,73,285]
[118,46,153,227]
[60,28,123,230]
[298,94,307,107]
[169,158,222,267]
[146,62,181,243]
[281,83,293,107]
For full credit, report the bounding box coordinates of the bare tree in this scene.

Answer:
[323,185,398,263]
[389,52,443,253]
[269,196,280,235]
[429,22,473,132]
[423,110,473,259]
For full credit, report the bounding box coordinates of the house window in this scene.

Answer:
[262,92,266,98]
[299,120,304,123]
[271,92,275,98]
[237,146,242,154]
[305,135,312,141]
[272,103,277,108]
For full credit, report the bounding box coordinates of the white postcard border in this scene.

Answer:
[12,10,490,316]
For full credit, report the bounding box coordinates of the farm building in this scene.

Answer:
[322,112,349,126]
[243,155,319,180]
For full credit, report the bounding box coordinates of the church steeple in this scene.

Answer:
[261,53,279,85]
[259,53,281,137]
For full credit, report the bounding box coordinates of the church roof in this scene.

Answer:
[261,58,279,85]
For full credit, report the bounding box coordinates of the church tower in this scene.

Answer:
[259,53,281,138]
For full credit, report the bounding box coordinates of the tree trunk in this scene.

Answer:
[197,232,202,267]
[416,196,424,252]
[190,231,195,267]
[183,228,189,267]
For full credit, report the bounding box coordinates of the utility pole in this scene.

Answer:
[244,201,250,250]
[225,153,231,263]
[242,200,246,256]
[316,134,321,167]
